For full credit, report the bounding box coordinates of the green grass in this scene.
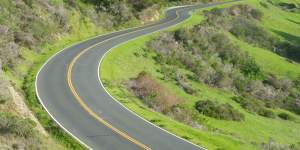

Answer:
[4,6,137,149]
[14,11,105,150]
[231,36,300,79]
[4,1,208,148]
[100,0,300,149]
[244,0,300,79]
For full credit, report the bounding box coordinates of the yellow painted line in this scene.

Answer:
[67,52,151,150]
[66,9,182,150]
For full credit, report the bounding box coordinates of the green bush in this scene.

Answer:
[275,2,300,13]
[273,94,300,116]
[278,112,293,120]
[258,109,276,118]
[233,96,263,112]
[195,100,244,121]
[145,3,300,119]
[239,58,261,78]
[233,96,276,118]
[276,42,300,63]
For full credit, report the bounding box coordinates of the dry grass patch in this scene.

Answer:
[127,71,183,113]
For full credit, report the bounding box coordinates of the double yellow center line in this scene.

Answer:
[67,9,182,150]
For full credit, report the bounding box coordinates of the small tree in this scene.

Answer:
[240,58,261,78]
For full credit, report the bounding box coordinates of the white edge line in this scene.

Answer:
[35,1,237,149]
[35,80,93,149]
[97,1,241,148]
[35,5,192,150]
[97,6,208,150]
[35,43,93,149]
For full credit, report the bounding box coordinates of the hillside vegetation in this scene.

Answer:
[0,0,221,149]
[101,0,300,149]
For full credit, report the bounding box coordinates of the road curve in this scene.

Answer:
[36,1,239,150]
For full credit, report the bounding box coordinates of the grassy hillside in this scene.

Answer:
[101,0,300,149]
[0,0,225,149]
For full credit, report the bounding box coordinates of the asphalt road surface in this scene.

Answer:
[36,1,239,150]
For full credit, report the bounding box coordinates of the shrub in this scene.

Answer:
[0,25,20,67]
[230,18,278,50]
[128,0,154,12]
[282,93,300,115]
[0,113,35,138]
[175,73,196,94]
[275,42,300,63]
[264,74,292,91]
[53,6,69,30]
[295,75,300,88]
[0,112,45,149]
[127,72,183,113]
[148,24,258,91]
[160,65,177,81]
[204,4,263,29]
[228,4,263,20]
[232,70,251,91]
[14,32,36,48]
[249,7,263,20]
[278,112,293,120]
[23,0,34,7]
[167,106,196,126]
[195,100,244,121]
[276,2,300,13]
[258,109,276,118]
[233,96,263,113]
[246,80,279,101]
[233,96,277,118]
[148,32,181,55]
[0,73,11,104]
[239,58,261,78]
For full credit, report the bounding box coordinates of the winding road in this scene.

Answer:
[36,1,239,150]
